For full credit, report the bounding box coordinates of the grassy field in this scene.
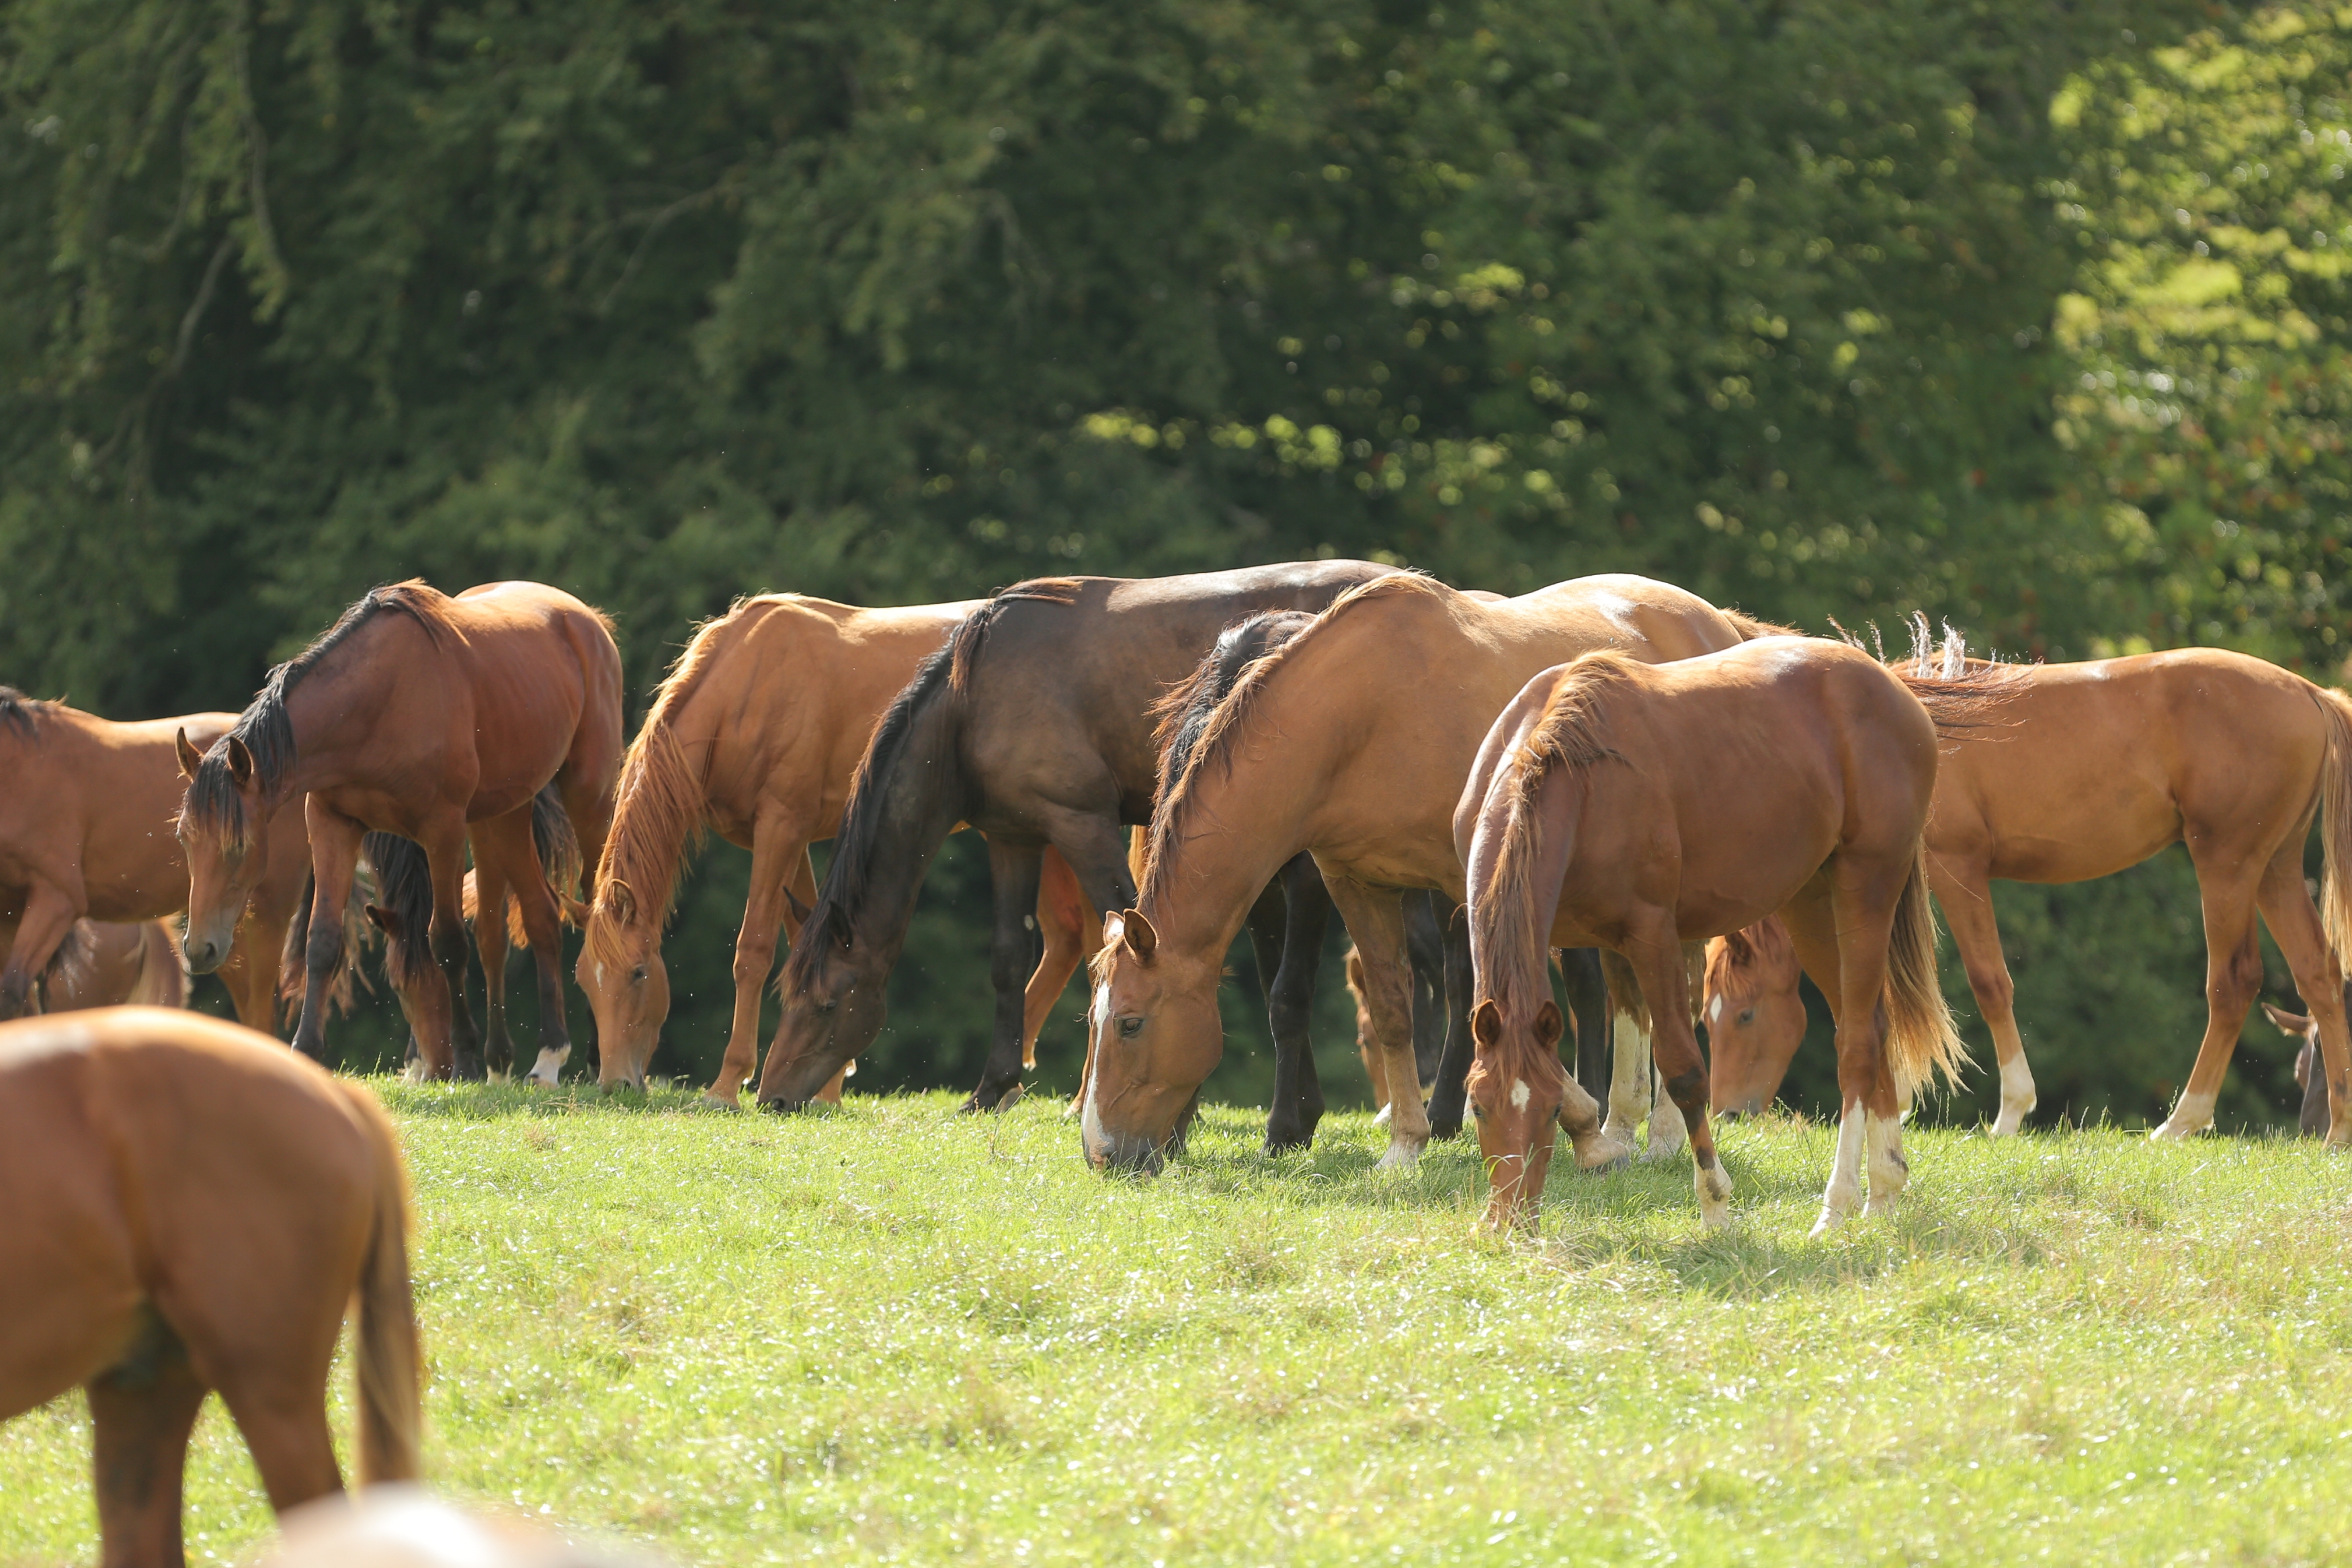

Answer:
[3,1084,2349,1566]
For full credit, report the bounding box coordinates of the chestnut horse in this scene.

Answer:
[0,1007,420,1565]
[578,593,1102,1102]
[178,580,624,1082]
[1458,640,1970,1234]
[754,562,1395,1116]
[1080,573,1749,1175]
[0,691,308,1028]
[1693,646,2352,1146]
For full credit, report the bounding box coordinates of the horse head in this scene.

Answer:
[175,728,282,973]
[1464,995,1571,1233]
[1079,910,1223,1172]
[1704,918,1807,1117]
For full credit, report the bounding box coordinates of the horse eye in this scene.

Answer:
[820,994,841,1014]
[1737,1008,1756,1027]
[630,965,648,984]
[1117,1014,1144,1039]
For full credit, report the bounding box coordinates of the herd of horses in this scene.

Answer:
[7,562,2352,1563]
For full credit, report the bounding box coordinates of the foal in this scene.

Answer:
[1458,640,1966,1235]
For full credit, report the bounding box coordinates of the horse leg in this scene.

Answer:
[222,899,289,1034]
[290,804,365,1066]
[1560,947,1611,1110]
[1642,941,1706,1161]
[2153,854,2265,1140]
[421,822,483,1081]
[704,816,805,1106]
[1802,861,1912,1233]
[1402,890,1447,1088]
[472,825,518,1082]
[1261,852,1333,1156]
[1023,848,1091,1074]
[1628,925,1732,1230]
[86,1324,208,1568]
[0,879,78,1021]
[1931,859,2033,1135]
[1320,873,1429,1168]
[1589,949,1649,1168]
[1427,900,1478,1140]
[2253,848,2352,1147]
[499,825,578,1088]
[964,838,1046,1113]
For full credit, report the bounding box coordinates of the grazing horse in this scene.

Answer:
[38,919,189,1012]
[1079,573,1749,1176]
[1458,640,1971,1234]
[178,580,624,1083]
[0,1008,420,1565]
[755,562,1396,1115]
[1684,646,2352,1147]
[0,691,309,1029]
[577,593,1104,1102]
[1704,918,1811,1117]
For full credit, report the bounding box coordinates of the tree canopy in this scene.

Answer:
[5,0,2345,1128]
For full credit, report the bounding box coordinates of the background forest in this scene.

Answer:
[7,0,2350,1129]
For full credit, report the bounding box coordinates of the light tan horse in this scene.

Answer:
[1695,646,2352,1147]
[1458,640,1970,1235]
[0,1008,420,1565]
[1079,573,1749,1174]
[577,594,1104,1101]
[0,691,308,1028]
[37,919,188,1012]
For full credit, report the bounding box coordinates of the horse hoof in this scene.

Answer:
[697,1092,741,1111]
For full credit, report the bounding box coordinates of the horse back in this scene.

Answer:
[439,583,624,816]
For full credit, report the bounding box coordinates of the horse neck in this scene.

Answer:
[278,650,405,797]
[599,687,717,941]
[820,700,971,980]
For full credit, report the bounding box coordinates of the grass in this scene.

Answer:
[4,1085,2351,1566]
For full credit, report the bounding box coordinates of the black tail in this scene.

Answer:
[278,869,378,1029]
[365,832,439,988]
[530,781,586,928]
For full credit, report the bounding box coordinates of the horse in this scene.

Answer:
[1457,639,1974,1235]
[577,593,1105,1103]
[178,580,624,1083]
[753,561,1397,1116]
[37,919,188,1012]
[0,1007,420,1565]
[0,689,310,1029]
[1695,644,2352,1145]
[1079,573,1754,1176]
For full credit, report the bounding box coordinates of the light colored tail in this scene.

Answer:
[128,922,189,1008]
[1883,842,1968,1104]
[343,1083,423,1485]
[2312,686,2352,965]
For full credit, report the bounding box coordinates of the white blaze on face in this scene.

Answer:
[1083,982,1114,1150]
[1706,992,1725,1031]
[1509,1078,1531,1110]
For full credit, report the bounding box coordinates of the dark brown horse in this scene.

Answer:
[1458,640,1970,1235]
[178,580,624,1082]
[0,691,310,1028]
[1080,574,1748,1175]
[0,1007,420,1565]
[754,562,1395,1115]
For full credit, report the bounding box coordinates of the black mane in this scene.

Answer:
[181,581,454,845]
[1150,611,1317,803]
[0,686,51,740]
[785,578,1083,987]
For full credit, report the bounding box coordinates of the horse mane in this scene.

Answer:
[1474,652,1644,1082]
[1722,608,1807,641]
[586,598,775,961]
[0,686,53,740]
[182,580,463,848]
[786,578,1079,987]
[1148,611,1318,804]
[1141,572,1441,908]
[1707,916,1795,1000]
[1833,611,2027,735]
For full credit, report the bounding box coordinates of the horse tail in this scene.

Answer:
[342,1080,423,1485]
[1882,840,1968,1104]
[2307,685,2352,966]
[366,832,439,988]
[530,781,588,930]
[279,869,378,1025]
[278,873,318,1027]
[128,922,189,1008]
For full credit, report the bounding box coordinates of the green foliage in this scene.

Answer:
[14,0,2352,1121]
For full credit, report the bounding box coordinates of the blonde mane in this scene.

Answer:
[585,597,779,961]
[1138,572,1445,908]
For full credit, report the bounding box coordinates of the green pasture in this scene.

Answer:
[4,1086,2349,1566]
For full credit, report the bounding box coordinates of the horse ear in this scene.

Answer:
[782,883,813,928]
[1101,912,1124,950]
[1532,999,1564,1049]
[2262,1002,2314,1037]
[364,904,401,939]
[225,736,255,788]
[175,728,204,781]
[1470,998,1504,1048]
[603,879,638,927]
[1120,908,1158,960]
